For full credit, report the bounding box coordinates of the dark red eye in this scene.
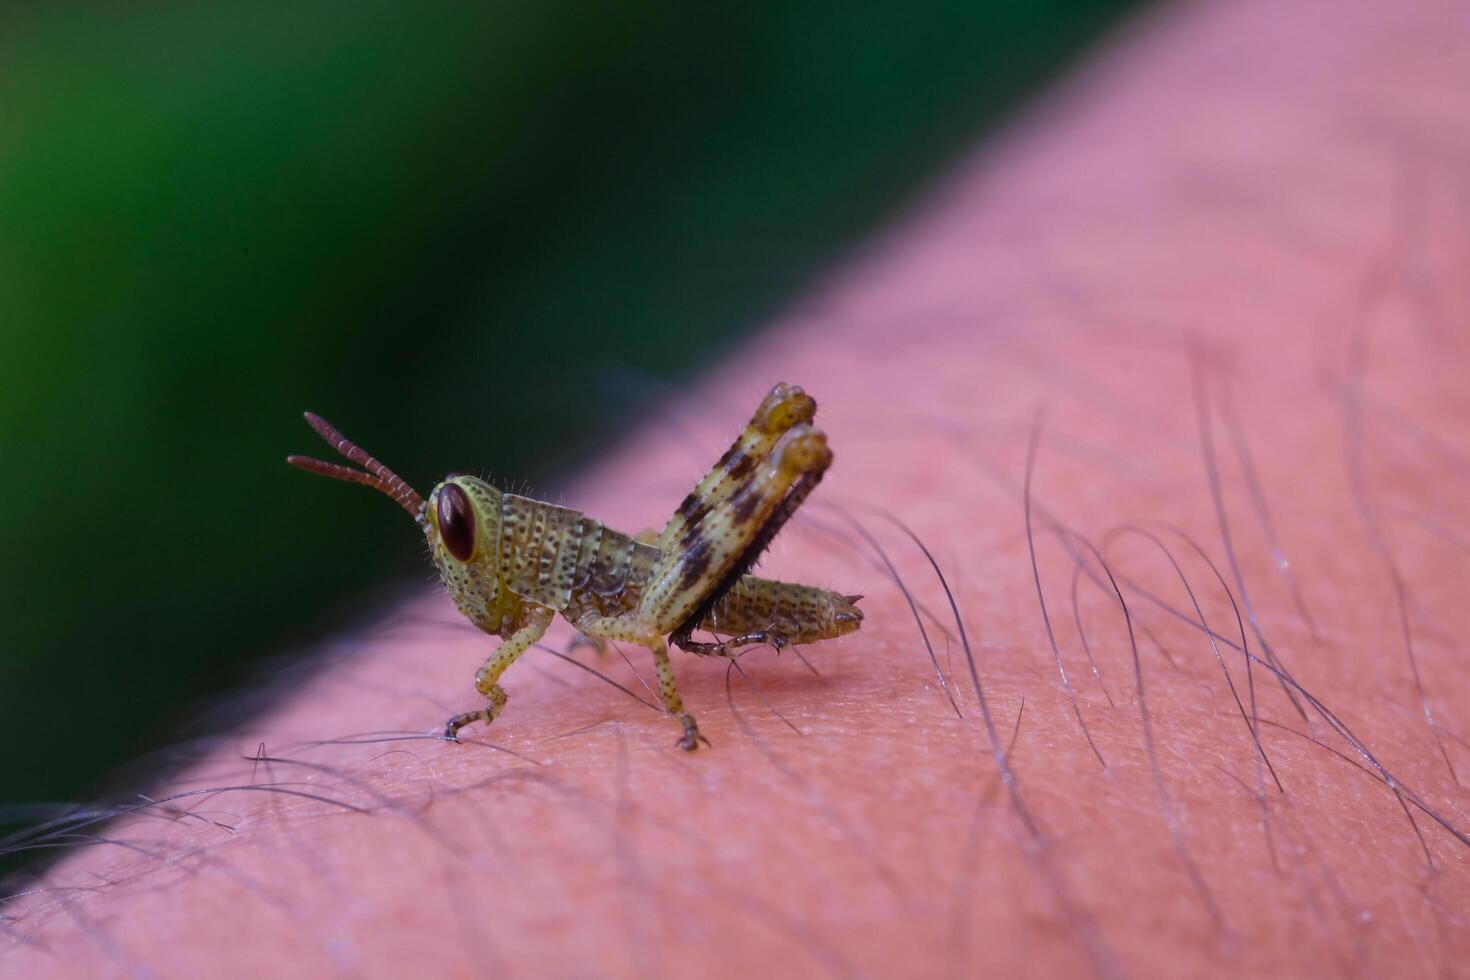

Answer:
[437,483,476,561]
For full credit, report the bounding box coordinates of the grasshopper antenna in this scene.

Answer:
[287,412,427,520]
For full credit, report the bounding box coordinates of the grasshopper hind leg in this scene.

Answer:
[655,383,816,552]
[667,437,831,658]
[639,425,831,635]
[675,629,790,659]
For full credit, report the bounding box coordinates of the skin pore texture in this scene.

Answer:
[5,0,1470,975]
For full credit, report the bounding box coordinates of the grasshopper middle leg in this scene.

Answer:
[573,616,707,750]
[578,421,832,748]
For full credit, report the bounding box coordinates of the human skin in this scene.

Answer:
[5,0,1470,975]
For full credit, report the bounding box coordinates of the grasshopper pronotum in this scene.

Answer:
[288,383,863,749]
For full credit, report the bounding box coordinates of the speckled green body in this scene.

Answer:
[431,481,863,648]
[291,382,859,748]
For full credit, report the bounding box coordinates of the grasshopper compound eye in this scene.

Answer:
[437,483,476,561]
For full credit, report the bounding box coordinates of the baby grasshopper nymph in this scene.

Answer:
[288,383,863,750]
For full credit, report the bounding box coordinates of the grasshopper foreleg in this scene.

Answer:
[443,608,552,741]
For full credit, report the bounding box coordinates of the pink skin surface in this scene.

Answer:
[7,0,1470,975]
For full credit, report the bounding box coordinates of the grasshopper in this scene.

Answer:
[288,383,863,749]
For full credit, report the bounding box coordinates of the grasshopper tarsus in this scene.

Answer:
[676,714,710,752]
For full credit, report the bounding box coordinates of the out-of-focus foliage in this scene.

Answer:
[0,1,1137,812]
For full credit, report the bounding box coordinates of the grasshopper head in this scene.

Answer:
[423,474,506,626]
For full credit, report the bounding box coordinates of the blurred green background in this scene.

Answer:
[0,0,1138,831]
